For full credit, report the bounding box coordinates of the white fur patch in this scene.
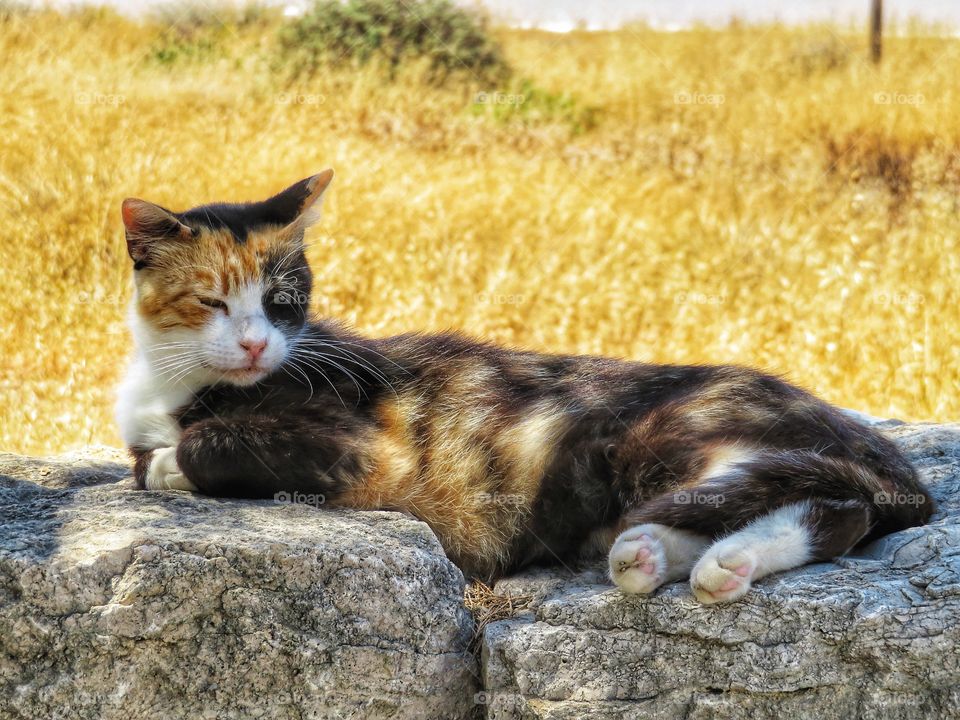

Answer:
[200,281,289,382]
[145,447,198,491]
[115,304,213,451]
[609,523,709,594]
[701,444,756,482]
[689,502,813,604]
[116,277,294,454]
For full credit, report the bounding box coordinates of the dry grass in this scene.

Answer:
[463,581,531,651]
[1,8,959,455]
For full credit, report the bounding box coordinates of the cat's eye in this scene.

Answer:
[198,297,229,314]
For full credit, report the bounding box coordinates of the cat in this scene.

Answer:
[116,171,934,603]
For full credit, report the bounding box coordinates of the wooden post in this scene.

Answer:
[870,0,883,63]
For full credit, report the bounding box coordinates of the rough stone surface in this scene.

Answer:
[0,449,479,720]
[3,421,960,720]
[482,422,960,719]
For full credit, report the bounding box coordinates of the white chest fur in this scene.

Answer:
[115,306,212,451]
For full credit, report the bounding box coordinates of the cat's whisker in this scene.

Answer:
[321,338,411,375]
[288,349,366,404]
[151,354,204,375]
[274,239,314,269]
[164,360,205,387]
[289,343,386,395]
[318,344,392,382]
[281,364,315,403]
[325,347,402,404]
[292,336,398,388]
[290,355,345,408]
[148,346,203,362]
[146,344,201,357]
[297,344,403,411]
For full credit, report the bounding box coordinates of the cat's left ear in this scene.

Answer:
[121,198,195,267]
[273,169,334,242]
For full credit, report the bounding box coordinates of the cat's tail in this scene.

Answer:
[625,448,934,545]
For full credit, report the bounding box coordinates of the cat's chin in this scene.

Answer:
[215,367,271,386]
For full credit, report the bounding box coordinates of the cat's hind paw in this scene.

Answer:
[609,530,668,595]
[689,546,756,604]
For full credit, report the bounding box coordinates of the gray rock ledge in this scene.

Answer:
[3,420,959,720]
[0,449,479,720]
[482,423,960,719]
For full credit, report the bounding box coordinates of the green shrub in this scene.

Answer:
[472,79,600,135]
[148,30,223,67]
[277,0,509,84]
[151,1,278,34]
[145,2,278,67]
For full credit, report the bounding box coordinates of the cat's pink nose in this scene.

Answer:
[240,339,268,360]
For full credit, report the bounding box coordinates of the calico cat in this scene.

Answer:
[116,171,933,603]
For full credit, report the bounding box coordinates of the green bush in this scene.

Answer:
[151,1,278,34]
[147,29,223,67]
[277,0,509,84]
[146,2,278,67]
[472,79,600,135]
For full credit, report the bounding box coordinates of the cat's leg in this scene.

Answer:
[119,359,200,491]
[175,414,363,500]
[609,523,709,594]
[616,448,917,602]
[689,499,871,603]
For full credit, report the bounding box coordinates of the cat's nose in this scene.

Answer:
[240,339,268,361]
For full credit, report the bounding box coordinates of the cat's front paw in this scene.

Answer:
[144,447,198,492]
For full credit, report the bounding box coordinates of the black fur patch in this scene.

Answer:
[177,177,315,242]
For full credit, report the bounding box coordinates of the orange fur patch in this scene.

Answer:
[337,380,570,577]
[135,226,296,329]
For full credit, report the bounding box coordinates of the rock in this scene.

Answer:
[0,450,479,720]
[481,423,960,719]
[4,422,960,720]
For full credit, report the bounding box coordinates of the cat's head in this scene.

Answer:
[121,170,332,386]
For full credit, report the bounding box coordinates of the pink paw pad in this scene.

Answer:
[610,530,668,594]
[717,562,752,591]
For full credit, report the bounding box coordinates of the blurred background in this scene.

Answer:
[1,0,957,455]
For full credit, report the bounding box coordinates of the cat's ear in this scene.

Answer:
[121,198,194,266]
[273,169,334,242]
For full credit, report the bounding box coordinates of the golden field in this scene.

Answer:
[1,6,959,455]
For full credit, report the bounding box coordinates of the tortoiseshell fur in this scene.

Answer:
[168,334,931,579]
[119,174,933,595]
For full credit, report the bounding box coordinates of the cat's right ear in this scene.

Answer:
[121,199,195,268]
